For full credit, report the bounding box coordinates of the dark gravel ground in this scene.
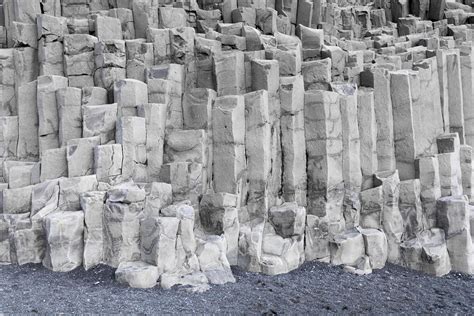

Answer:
[0,261,472,314]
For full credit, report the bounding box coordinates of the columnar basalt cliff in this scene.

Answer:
[0,0,473,290]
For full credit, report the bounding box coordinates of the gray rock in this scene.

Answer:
[43,211,84,272]
[115,261,159,289]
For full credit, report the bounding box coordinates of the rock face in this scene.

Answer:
[2,0,474,291]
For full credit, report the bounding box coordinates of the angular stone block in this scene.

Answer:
[200,193,239,265]
[40,147,67,181]
[359,228,388,269]
[400,228,451,276]
[360,186,383,229]
[140,215,179,274]
[330,229,365,266]
[196,235,236,284]
[43,211,84,272]
[58,175,98,211]
[115,261,159,288]
[2,185,33,214]
[82,104,118,144]
[113,79,148,117]
[82,86,107,106]
[80,191,105,270]
[374,170,404,264]
[304,90,344,219]
[399,180,424,240]
[31,179,59,220]
[357,88,378,190]
[159,162,204,205]
[103,200,143,268]
[17,80,38,160]
[0,116,18,158]
[95,15,123,41]
[280,76,306,206]
[268,202,305,238]
[37,75,68,154]
[66,136,101,178]
[212,95,246,196]
[116,116,147,182]
[57,87,82,147]
[214,51,245,96]
[125,39,153,82]
[94,144,123,183]
[94,40,126,91]
[416,156,442,229]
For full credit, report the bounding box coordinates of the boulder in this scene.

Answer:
[115,261,159,288]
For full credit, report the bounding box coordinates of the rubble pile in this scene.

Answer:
[1,0,474,290]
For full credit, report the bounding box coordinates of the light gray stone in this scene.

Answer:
[115,261,159,288]
[43,211,84,272]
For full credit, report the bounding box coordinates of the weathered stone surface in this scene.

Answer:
[40,147,67,181]
[437,196,474,274]
[159,162,204,205]
[416,156,442,229]
[9,219,46,265]
[2,185,33,214]
[330,229,365,266]
[80,191,106,270]
[0,116,18,158]
[58,175,98,211]
[31,179,59,220]
[361,67,396,172]
[103,199,143,268]
[331,83,362,192]
[94,144,123,183]
[37,75,68,154]
[357,88,378,190]
[214,51,245,96]
[196,235,236,284]
[115,261,159,289]
[360,186,383,229]
[66,137,101,178]
[374,170,404,264]
[43,211,84,272]
[358,228,388,269]
[390,70,416,181]
[400,228,451,276]
[280,76,306,206]
[200,193,239,265]
[244,90,270,218]
[125,39,153,82]
[304,90,344,219]
[57,87,82,147]
[94,40,126,91]
[140,215,179,274]
[116,116,147,182]
[17,80,38,159]
[212,95,246,197]
[399,180,424,241]
[460,145,474,202]
[95,15,123,41]
[82,104,118,144]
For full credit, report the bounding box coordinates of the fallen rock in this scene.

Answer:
[115,261,159,289]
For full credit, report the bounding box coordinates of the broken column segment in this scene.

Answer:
[437,196,474,274]
[280,75,306,206]
[212,95,246,199]
[37,75,68,155]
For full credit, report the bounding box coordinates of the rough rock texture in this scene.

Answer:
[1,0,474,294]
